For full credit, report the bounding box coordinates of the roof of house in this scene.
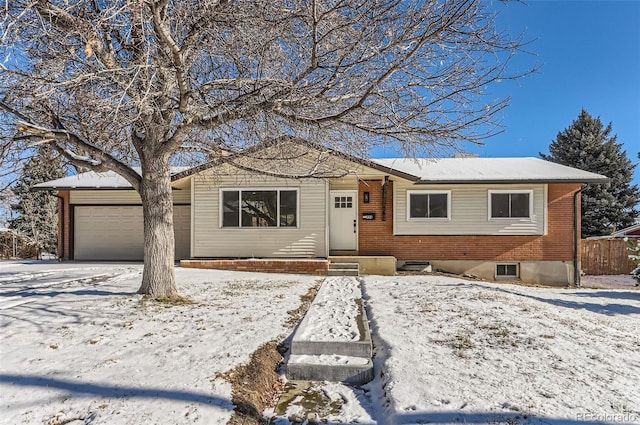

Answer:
[372,157,608,184]
[34,154,608,190]
[614,223,640,238]
[33,168,190,190]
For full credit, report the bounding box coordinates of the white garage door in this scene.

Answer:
[74,206,190,261]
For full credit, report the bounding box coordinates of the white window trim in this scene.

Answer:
[406,190,452,221]
[219,187,300,229]
[495,263,519,279]
[488,189,533,221]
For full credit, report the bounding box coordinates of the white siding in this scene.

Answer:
[394,181,546,236]
[70,188,191,204]
[329,176,359,190]
[193,171,327,258]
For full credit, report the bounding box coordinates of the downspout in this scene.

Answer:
[55,193,65,261]
[573,186,585,287]
[382,176,389,221]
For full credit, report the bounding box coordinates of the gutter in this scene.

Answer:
[573,186,585,287]
[414,178,610,185]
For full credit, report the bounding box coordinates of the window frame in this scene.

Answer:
[406,190,452,221]
[219,188,300,229]
[495,263,519,279]
[488,189,533,220]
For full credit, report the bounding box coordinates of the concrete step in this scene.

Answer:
[399,260,432,272]
[329,262,360,270]
[327,269,359,276]
[291,299,371,358]
[286,277,372,384]
[286,355,374,383]
[328,262,360,276]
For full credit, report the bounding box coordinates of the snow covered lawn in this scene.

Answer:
[581,274,639,289]
[0,261,319,425]
[364,275,640,424]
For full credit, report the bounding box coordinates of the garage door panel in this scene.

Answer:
[173,206,190,261]
[74,206,144,261]
[74,206,190,261]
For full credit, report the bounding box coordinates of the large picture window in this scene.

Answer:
[221,189,298,228]
[407,191,450,220]
[489,190,532,219]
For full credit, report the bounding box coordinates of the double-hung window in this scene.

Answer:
[489,190,532,219]
[407,190,451,220]
[221,189,298,228]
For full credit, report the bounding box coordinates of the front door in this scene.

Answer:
[329,190,358,251]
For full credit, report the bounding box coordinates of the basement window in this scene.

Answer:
[496,263,519,279]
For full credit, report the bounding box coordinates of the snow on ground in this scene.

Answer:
[581,274,639,289]
[363,275,640,425]
[295,276,361,342]
[0,261,319,425]
[3,262,639,425]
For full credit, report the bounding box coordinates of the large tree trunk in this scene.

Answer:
[137,156,178,297]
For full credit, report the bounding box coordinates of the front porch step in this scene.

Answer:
[327,269,359,276]
[329,262,359,270]
[399,260,432,272]
[327,262,360,276]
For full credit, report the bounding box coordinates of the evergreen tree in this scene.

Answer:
[10,146,66,257]
[541,109,639,238]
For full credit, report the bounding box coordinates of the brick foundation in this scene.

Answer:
[57,190,71,260]
[181,259,329,275]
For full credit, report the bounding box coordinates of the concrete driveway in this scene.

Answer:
[0,261,143,310]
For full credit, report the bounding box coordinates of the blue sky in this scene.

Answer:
[467,0,640,186]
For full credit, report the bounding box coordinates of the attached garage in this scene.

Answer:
[73,205,190,261]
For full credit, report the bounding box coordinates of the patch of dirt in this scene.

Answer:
[140,295,195,306]
[222,341,284,425]
[285,279,321,329]
[223,282,321,425]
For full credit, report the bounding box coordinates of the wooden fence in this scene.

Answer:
[581,239,636,275]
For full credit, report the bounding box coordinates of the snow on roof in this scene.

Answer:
[34,171,133,189]
[611,223,640,238]
[34,157,608,190]
[33,167,191,190]
[372,157,609,183]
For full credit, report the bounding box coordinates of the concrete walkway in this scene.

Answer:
[273,277,377,423]
[285,276,373,383]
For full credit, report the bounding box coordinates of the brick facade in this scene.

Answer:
[181,259,329,275]
[358,180,580,262]
[57,190,71,260]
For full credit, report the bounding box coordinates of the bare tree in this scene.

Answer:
[0,0,532,297]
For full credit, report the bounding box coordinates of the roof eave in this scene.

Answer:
[31,186,137,191]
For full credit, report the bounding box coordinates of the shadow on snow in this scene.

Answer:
[0,373,232,409]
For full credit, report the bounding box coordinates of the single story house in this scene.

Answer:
[586,222,640,240]
[35,141,608,286]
